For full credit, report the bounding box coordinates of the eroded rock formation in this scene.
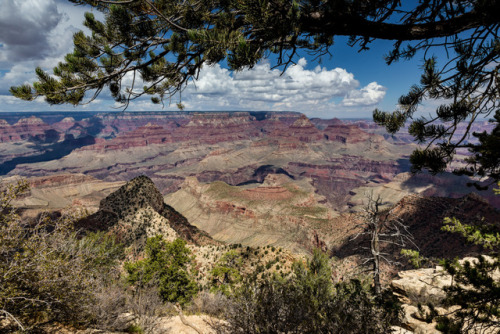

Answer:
[78,175,215,246]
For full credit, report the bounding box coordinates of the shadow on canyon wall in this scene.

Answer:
[0,134,97,175]
[331,193,500,263]
[0,118,106,175]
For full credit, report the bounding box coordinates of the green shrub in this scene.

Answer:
[126,324,144,333]
[125,237,198,305]
[434,184,500,332]
[217,249,401,334]
[210,250,243,296]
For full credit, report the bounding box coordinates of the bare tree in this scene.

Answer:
[351,192,416,295]
[127,286,167,334]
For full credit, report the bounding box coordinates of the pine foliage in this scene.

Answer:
[437,183,500,332]
[125,236,198,305]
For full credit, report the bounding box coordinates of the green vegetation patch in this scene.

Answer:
[289,205,328,217]
[206,181,242,199]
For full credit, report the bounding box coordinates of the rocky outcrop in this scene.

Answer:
[0,116,53,142]
[13,116,53,141]
[309,117,344,130]
[78,175,215,246]
[392,257,499,334]
[51,117,76,132]
[323,123,374,144]
[282,115,324,142]
[393,265,452,334]
[0,119,21,142]
[265,112,303,126]
[180,112,261,144]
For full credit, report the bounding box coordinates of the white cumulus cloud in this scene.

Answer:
[342,82,387,107]
[179,59,386,114]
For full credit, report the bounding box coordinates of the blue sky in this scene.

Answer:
[0,0,435,119]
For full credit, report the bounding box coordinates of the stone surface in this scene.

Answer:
[392,268,451,302]
[393,257,500,334]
